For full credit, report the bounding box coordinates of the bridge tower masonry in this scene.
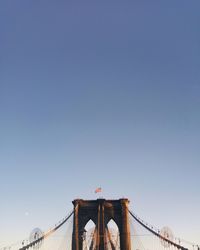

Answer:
[72,198,131,250]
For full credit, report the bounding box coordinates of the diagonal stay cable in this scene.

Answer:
[18,210,74,250]
[129,210,188,250]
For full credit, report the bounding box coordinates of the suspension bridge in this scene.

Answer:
[1,199,199,250]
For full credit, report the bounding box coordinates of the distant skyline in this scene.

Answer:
[0,0,200,247]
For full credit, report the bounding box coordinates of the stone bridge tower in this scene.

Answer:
[72,199,131,250]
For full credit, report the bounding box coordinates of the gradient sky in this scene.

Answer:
[0,0,200,247]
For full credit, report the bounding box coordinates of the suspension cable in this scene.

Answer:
[18,210,74,250]
[129,210,188,250]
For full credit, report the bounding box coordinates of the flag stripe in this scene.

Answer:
[95,187,102,193]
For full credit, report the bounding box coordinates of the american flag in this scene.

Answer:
[95,187,102,193]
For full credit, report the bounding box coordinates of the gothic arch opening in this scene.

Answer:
[106,219,120,250]
[72,199,130,250]
[107,219,119,232]
[85,219,95,232]
[84,219,96,250]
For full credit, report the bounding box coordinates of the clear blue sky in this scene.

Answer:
[0,0,200,246]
